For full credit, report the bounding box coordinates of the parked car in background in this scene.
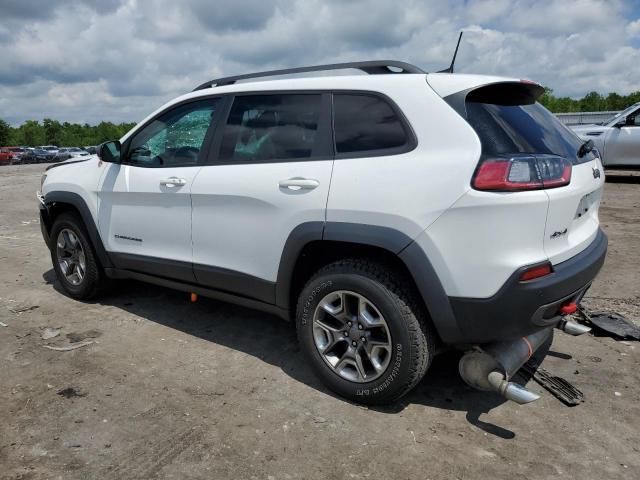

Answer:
[0,147,25,165]
[83,146,98,155]
[9,147,26,163]
[54,147,90,162]
[571,102,640,167]
[22,148,53,164]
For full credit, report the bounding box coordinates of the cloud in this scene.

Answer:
[0,0,639,125]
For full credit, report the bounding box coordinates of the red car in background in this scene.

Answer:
[0,147,25,165]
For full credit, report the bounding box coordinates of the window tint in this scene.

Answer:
[219,94,322,163]
[465,98,595,164]
[333,94,408,154]
[127,99,218,167]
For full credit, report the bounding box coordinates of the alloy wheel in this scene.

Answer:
[312,290,392,383]
[56,228,86,286]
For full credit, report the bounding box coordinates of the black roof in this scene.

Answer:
[193,60,425,91]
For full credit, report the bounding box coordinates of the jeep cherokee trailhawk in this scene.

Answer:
[38,61,607,405]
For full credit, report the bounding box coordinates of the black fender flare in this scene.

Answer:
[43,191,113,268]
[276,221,462,344]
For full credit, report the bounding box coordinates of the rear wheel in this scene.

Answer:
[296,259,434,405]
[50,213,103,299]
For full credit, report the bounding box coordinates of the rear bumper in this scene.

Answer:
[448,228,608,344]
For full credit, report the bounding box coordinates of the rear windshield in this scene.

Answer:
[465,85,594,164]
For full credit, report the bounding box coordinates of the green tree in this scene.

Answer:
[43,118,64,146]
[539,89,640,113]
[18,120,46,146]
[0,119,11,145]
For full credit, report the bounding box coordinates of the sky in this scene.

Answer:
[1,0,640,125]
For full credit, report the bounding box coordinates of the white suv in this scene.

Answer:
[39,61,607,405]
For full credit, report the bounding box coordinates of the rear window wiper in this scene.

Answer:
[577,139,594,158]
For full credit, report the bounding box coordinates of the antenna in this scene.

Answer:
[438,31,463,73]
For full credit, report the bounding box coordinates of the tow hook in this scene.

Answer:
[556,302,591,336]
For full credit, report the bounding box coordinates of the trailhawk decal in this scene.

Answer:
[114,234,143,243]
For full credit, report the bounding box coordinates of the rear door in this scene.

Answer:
[190,93,333,303]
[98,98,221,282]
[464,89,605,265]
[543,156,604,263]
[603,107,640,167]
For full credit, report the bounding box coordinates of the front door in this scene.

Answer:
[98,98,221,282]
[604,108,640,167]
[191,93,333,303]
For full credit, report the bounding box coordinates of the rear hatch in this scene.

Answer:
[459,82,605,265]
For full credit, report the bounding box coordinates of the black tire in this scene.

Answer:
[49,212,104,299]
[296,258,434,405]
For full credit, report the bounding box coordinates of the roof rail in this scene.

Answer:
[193,60,426,91]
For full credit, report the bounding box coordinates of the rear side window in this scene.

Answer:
[464,85,593,164]
[333,94,409,155]
[219,94,323,163]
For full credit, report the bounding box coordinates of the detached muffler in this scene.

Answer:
[459,328,553,404]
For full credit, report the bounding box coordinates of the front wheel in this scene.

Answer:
[296,259,434,405]
[50,213,104,299]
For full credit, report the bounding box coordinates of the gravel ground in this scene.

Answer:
[0,164,638,480]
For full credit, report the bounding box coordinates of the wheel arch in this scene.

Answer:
[276,222,462,344]
[43,191,113,268]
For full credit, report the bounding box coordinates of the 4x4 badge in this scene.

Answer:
[550,228,568,239]
[592,167,601,179]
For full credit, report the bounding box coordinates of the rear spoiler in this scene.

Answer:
[442,81,546,118]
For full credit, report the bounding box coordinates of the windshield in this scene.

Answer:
[602,103,640,125]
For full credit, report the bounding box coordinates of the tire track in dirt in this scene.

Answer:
[103,426,203,479]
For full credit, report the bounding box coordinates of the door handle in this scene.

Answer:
[278,177,320,190]
[160,177,187,187]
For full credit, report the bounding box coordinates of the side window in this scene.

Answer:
[218,94,323,163]
[333,94,409,155]
[126,99,218,167]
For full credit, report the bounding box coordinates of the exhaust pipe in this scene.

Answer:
[556,318,591,336]
[459,328,553,404]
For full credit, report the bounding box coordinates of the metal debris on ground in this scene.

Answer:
[43,340,94,352]
[0,321,7,327]
[576,307,640,341]
[521,360,585,406]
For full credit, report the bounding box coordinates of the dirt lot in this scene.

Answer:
[1,164,638,480]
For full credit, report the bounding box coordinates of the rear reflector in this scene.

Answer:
[519,263,553,281]
[473,156,571,192]
[559,302,578,315]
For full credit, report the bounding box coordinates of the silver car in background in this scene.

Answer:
[571,103,640,167]
[54,147,90,162]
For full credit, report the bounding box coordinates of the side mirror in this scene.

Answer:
[98,141,121,163]
[614,117,626,128]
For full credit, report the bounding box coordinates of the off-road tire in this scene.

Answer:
[50,212,103,299]
[296,258,434,405]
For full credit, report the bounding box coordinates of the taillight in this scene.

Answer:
[472,156,571,192]
[519,262,553,281]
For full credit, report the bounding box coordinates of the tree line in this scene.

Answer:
[0,118,137,147]
[538,89,640,113]
[2,88,640,147]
